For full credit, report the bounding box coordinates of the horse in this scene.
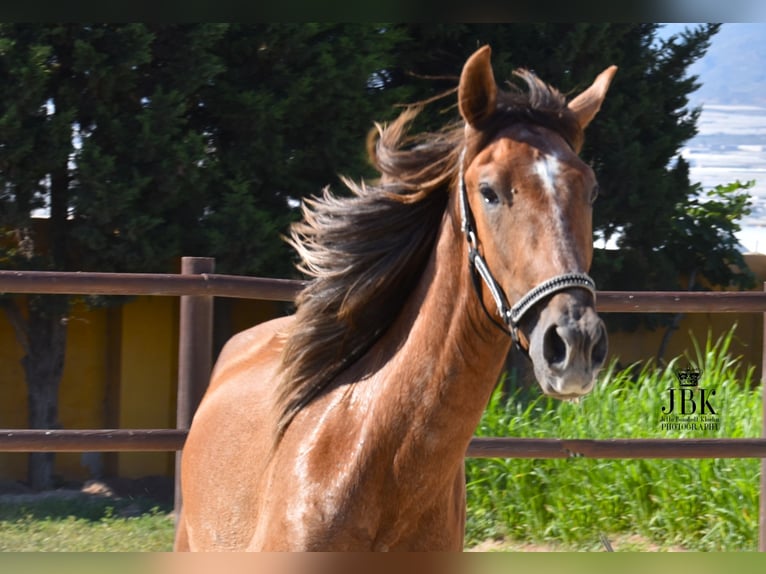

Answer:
[175,45,615,551]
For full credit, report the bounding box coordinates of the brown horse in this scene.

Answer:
[176,46,615,551]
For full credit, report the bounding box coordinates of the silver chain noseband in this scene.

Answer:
[457,147,597,346]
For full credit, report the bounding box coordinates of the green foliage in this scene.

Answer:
[0,23,747,288]
[0,24,406,277]
[587,24,716,262]
[68,25,228,273]
[465,327,761,551]
[0,24,233,489]
[602,177,756,332]
[0,24,227,274]
[667,178,755,289]
[194,23,404,275]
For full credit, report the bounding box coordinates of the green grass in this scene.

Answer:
[465,326,763,551]
[0,494,174,551]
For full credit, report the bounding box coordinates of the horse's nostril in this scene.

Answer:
[543,325,567,366]
[591,325,608,367]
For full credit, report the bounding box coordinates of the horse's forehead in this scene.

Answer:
[475,124,590,191]
[485,124,574,166]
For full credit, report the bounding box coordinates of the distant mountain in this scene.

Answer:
[678,23,766,107]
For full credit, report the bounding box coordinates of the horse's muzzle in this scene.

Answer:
[528,290,607,398]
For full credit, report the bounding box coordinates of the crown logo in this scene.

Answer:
[675,367,701,387]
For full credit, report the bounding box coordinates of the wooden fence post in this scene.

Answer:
[174,257,215,521]
[760,281,766,552]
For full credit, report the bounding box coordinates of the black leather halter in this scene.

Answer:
[457,147,597,347]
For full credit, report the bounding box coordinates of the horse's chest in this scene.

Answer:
[253,444,463,551]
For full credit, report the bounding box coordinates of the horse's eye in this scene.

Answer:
[479,184,499,205]
[590,184,600,204]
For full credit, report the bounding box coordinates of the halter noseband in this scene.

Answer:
[457,147,597,347]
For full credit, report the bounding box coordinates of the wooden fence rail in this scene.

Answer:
[0,263,765,549]
[3,430,766,460]
[3,268,766,311]
[0,269,306,301]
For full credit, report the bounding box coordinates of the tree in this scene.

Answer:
[69,24,227,274]
[194,23,404,276]
[654,176,755,362]
[0,24,227,488]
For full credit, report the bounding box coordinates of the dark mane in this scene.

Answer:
[489,69,584,153]
[275,68,584,436]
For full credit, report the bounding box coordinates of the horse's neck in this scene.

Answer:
[368,203,512,467]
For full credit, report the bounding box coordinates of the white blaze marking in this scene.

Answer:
[533,152,578,268]
[533,153,561,196]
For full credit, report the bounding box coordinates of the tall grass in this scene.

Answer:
[465,326,763,551]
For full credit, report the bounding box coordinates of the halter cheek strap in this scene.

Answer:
[457,147,597,347]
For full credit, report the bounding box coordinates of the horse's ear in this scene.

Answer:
[458,45,497,128]
[567,65,618,130]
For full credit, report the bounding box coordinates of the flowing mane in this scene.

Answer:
[275,68,584,436]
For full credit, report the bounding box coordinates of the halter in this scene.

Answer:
[457,147,597,348]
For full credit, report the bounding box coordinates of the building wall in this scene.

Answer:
[114,296,178,479]
[0,294,282,483]
[0,298,111,482]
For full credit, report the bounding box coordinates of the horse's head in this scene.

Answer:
[457,46,615,399]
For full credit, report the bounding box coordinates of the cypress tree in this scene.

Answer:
[195,23,403,276]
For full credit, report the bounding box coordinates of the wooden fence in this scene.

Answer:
[1,257,765,549]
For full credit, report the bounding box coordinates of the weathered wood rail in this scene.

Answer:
[3,430,766,460]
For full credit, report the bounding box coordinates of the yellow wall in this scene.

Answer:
[0,294,281,483]
[0,298,111,482]
[0,296,29,481]
[606,311,763,378]
[115,296,178,479]
[0,255,763,484]
[605,253,765,382]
